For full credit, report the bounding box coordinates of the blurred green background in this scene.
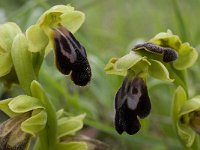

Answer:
[1,0,200,149]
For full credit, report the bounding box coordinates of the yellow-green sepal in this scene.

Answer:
[26,25,48,52]
[21,109,47,136]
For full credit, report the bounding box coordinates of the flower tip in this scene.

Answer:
[163,48,178,62]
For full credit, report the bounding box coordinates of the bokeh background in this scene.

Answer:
[1,0,200,149]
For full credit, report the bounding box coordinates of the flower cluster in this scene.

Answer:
[105,30,198,135]
[0,80,87,149]
[0,5,91,89]
[0,4,93,150]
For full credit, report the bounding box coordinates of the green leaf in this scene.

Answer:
[26,25,48,52]
[173,42,198,70]
[60,11,85,33]
[57,114,85,139]
[0,22,21,51]
[171,86,187,124]
[21,109,47,136]
[148,59,173,82]
[0,98,17,117]
[11,33,36,95]
[8,95,44,113]
[0,52,12,77]
[56,142,87,150]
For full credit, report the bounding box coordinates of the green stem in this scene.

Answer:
[31,81,57,150]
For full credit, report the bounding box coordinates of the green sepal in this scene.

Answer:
[104,51,145,76]
[0,98,17,117]
[179,96,200,117]
[37,5,74,26]
[57,114,85,139]
[56,142,87,150]
[172,86,187,124]
[21,109,47,136]
[115,51,143,71]
[8,95,44,113]
[149,30,198,70]
[60,11,85,33]
[173,42,198,70]
[177,121,196,147]
[37,5,84,34]
[149,29,181,50]
[30,80,57,145]
[148,59,173,82]
[26,25,48,52]
[172,86,198,147]
[104,58,126,76]
[11,33,36,95]
[0,22,22,51]
[0,52,12,77]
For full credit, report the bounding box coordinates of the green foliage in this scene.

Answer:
[0,0,200,150]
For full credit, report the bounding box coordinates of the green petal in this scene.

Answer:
[148,59,173,82]
[56,142,87,150]
[171,86,187,124]
[149,30,182,50]
[8,95,44,113]
[179,96,200,117]
[57,114,85,139]
[60,11,85,33]
[21,109,47,136]
[26,25,48,52]
[104,58,126,76]
[173,42,198,70]
[0,98,17,117]
[0,22,21,51]
[177,121,196,147]
[0,52,12,77]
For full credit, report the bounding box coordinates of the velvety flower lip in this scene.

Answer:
[52,26,91,86]
[114,76,151,135]
[133,42,178,63]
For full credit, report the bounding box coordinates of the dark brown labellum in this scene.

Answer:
[114,77,151,135]
[133,42,178,63]
[52,26,91,86]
